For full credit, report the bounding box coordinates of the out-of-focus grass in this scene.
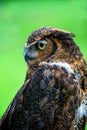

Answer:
[0,0,87,128]
[86,125,87,130]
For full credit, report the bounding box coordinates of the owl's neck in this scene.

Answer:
[49,47,86,77]
[48,58,86,77]
[24,64,38,82]
[24,55,86,83]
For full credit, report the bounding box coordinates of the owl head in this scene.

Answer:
[24,27,86,74]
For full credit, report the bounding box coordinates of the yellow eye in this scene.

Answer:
[38,40,47,50]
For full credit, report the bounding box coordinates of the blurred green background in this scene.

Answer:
[0,0,87,128]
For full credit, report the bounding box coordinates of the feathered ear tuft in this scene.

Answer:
[50,28,75,40]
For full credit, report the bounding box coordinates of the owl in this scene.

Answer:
[0,27,87,130]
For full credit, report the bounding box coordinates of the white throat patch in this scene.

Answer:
[49,62,74,73]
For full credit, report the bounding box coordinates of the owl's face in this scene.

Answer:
[24,37,57,66]
[24,27,86,73]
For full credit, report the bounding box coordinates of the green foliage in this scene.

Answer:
[0,0,87,129]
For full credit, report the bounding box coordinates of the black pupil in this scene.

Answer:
[39,43,44,48]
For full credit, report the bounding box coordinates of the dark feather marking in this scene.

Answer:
[46,38,57,60]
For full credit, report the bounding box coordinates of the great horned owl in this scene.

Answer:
[0,27,87,130]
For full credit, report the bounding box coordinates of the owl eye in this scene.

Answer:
[38,40,47,50]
